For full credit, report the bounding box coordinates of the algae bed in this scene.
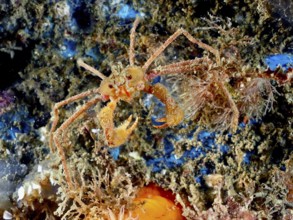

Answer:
[0,0,292,219]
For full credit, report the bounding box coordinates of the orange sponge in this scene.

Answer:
[127,184,184,220]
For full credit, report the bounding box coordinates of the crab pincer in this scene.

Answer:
[145,83,184,129]
[98,99,138,147]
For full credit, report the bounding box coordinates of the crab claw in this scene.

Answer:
[98,100,138,147]
[111,115,139,146]
[153,99,184,128]
[147,83,184,129]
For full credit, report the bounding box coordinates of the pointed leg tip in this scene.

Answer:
[129,116,139,130]
[127,114,133,122]
[155,117,167,123]
[153,123,169,129]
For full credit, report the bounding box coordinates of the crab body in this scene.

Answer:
[99,65,146,102]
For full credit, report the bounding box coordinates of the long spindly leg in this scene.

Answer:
[98,99,138,147]
[50,88,100,152]
[77,58,107,80]
[144,83,184,128]
[216,80,239,132]
[129,16,140,66]
[53,96,101,190]
[146,57,213,80]
[142,28,220,72]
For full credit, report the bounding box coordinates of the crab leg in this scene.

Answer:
[146,57,213,80]
[144,83,184,128]
[217,80,239,132]
[53,96,101,190]
[50,88,100,152]
[129,16,140,66]
[142,28,220,71]
[77,58,107,79]
[98,99,138,147]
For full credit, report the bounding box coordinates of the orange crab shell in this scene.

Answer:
[99,66,146,102]
[125,183,185,220]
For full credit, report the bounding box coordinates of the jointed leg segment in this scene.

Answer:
[146,57,213,80]
[77,59,107,80]
[50,92,101,190]
[129,16,140,66]
[142,28,220,71]
[50,88,100,152]
[217,80,239,132]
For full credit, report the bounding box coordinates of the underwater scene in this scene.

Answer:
[0,0,292,219]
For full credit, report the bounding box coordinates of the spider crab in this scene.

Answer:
[50,17,220,189]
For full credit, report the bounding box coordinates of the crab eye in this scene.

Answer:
[126,75,132,80]
[108,84,114,89]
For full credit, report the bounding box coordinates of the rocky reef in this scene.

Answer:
[0,0,292,219]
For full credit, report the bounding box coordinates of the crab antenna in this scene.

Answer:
[77,58,107,80]
[129,16,140,66]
